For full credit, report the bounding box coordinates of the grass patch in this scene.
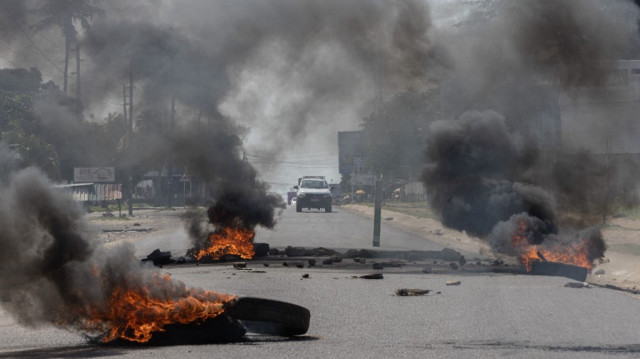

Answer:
[614,207,640,220]
[91,214,130,221]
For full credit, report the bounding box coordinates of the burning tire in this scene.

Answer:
[225,297,310,336]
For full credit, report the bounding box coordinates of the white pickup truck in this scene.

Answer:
[294,176,332,213]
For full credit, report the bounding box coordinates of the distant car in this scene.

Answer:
[294,177,332,213]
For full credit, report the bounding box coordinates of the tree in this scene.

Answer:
[32,0,102,95]
[361,89,440,181]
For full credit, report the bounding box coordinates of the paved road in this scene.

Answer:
[1,206,640,358]
[255,204,447,252]
[129,204,451,258]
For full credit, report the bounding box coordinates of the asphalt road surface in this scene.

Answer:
[1,205,640,358]
[255,204,448,252]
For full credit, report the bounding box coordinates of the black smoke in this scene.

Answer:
[423,111,556,238]
[0,146,232,340]
[422,0,639,262]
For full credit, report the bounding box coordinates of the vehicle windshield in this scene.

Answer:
[300,180,328,189]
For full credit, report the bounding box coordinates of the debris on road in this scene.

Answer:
[564,282,590,289]
[458,255,466,266]
[285,246,339,257]
[233,262,247,269]
[141,249,173,266]
[359,273,384,279]
[395,288,431,296]
[269,248,280,256]
[343,249,376,258]
[353,257,366,264]
[253,243,270,257]
[283,261,305,268]
[302,273,310,279]
[530,261,588,282]
[446,280,461,286]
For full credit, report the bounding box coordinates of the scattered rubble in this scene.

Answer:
[359,273,384,279]
[530,261,588,282]
[564,282,590,289]
[302,274,310,279]
[446,280,461,286]
[395,288,431,296]
[343,249,376,258]
[253,243,270,257]
[142,249,172,266]
[233,262,247,269]
[269,248,280,256]
[283,261,305,268]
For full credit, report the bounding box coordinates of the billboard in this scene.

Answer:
[74,167,116,183]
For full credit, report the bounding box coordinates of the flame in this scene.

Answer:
[194,226,255,260]
[83,273,236,343]
[518,242,593,271]
[511,219,593,271]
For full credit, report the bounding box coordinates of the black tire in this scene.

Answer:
[325,203,332,213]
[296,203,302,212]
[225,297,310,336]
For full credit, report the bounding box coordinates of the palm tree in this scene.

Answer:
[32,0,102,96]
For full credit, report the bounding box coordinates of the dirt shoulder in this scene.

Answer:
[86,207,187,245]
[342,203,640,292]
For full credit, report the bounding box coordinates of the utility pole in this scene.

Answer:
[602,136,612,225]
[128,69,134,216]
[373,174,382,247]
[170,94,176,129]
[123,83,128,125]
[63,37,69,95]
[372,38,386,248]
[75,43,81,112]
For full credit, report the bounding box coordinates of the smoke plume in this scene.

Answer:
[0,146,232,340]
[423,0,639,262]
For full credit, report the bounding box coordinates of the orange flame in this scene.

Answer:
[518,242,593,271]
[83,273,236,343]
[511,220,593,271]
[195,226,255,260]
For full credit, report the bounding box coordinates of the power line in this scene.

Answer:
[13,20,73,81]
